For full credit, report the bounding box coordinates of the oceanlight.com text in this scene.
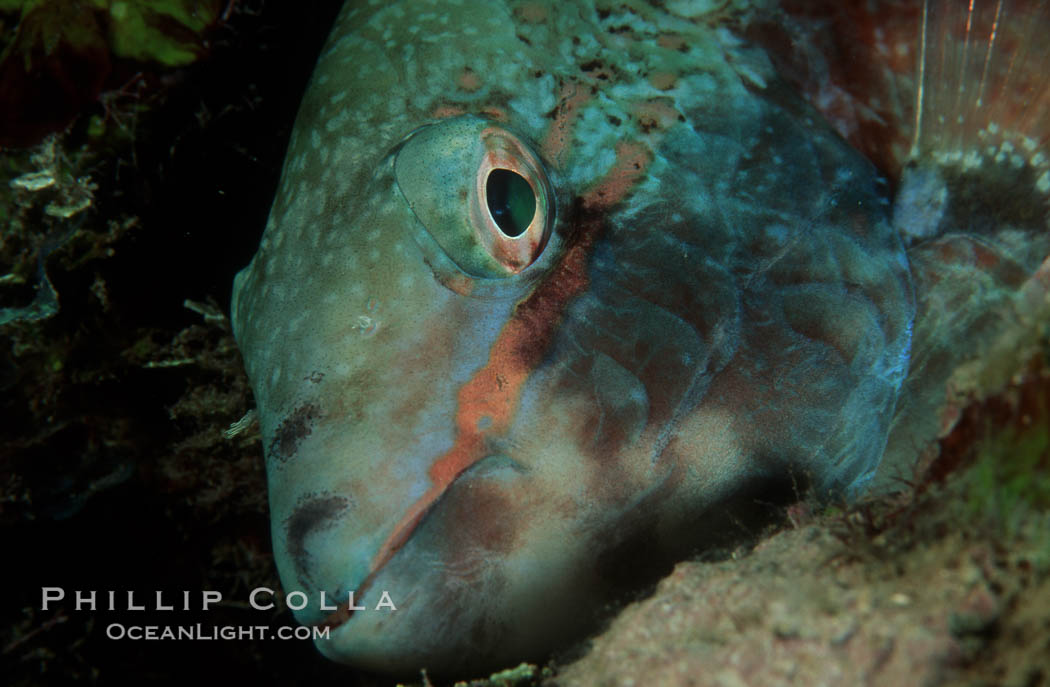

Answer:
[105,623,330,641]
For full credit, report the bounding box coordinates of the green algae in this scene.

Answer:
[105,0,222,66]
[964,413,1050,536]
[0,0,221,66]
[0,0,223,145]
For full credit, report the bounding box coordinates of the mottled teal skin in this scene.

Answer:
[230,0,922,675]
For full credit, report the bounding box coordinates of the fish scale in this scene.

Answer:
[230,0,1050,676]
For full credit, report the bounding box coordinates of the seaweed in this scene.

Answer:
[0,0,225,146]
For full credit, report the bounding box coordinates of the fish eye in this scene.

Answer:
[486,168,535,238]
[394,116,553,279]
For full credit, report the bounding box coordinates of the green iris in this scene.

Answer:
[486,169,535,237]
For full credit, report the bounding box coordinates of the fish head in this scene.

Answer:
[231,0,914,675]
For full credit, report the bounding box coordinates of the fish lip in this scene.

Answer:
[312,570,379,632]
[309,453,527,632]
[309,518,418,633]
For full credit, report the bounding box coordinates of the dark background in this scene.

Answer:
[0,2,393,685]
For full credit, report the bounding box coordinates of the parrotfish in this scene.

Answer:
[230,0,1050,676]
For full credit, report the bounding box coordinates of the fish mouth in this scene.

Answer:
[310,453,527,633]
[305,451,571,676]
[312,571,380,632]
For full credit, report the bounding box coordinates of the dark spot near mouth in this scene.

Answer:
[607,114,622,127]
[607,24,632,34]
[286,494,351,587]
[596,8,610,19]
[515,32,533,46]
[269,402,320,463]
[571,35,580,45]
[579,59,602,73]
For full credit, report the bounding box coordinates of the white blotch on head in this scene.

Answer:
[893,165,948,241]
[288,313,306,333]
[1037,170,1050,194]
[325,111,350,133]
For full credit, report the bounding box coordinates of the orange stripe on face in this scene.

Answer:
[365,242,592,577]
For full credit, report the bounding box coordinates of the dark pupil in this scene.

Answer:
[486,169,536,237]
